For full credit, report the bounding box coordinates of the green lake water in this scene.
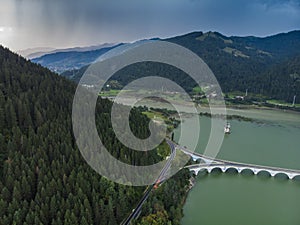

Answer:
[175,108,300,225]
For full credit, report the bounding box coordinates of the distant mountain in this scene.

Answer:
[18,43,118,59]
[48,43,118,54]
[165,30,300,94]
[41,31,300,103]
[17,47,56,59]
[168,30,300,60]
[31,39,162,74]
[31,43,123,73]
[61,39,158,82]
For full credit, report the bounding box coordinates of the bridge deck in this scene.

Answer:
[169,140,300,178]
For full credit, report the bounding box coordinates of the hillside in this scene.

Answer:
[0,46,190,224]
[60,31,300,103]
[20,43,119,60]
[166,30,300,95]
[167,31,300,96]
[31,44,122,73]
[253,55,300,102]
[0,45,143,224]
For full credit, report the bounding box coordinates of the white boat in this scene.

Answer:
[224,122,231,134]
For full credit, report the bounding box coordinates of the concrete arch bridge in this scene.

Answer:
[177,144,300,180]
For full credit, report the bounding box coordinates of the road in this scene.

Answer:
[121,140,176,225]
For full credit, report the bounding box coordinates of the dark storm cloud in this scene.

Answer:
[0,0,299,50]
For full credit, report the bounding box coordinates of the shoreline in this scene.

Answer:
[198,104,300,114]
[177,107,300,223]
[199,111,256,123]
[101,93,300,114]
[196,105,300,125]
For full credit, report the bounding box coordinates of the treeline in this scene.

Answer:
[135,169,191,225]
[0,46,190,224]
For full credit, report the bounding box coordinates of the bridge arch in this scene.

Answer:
[292,175,300,181]
[240,168,254,175]
[210,167,222,173]
[224,167,238,174]
[257,170,272,178]
[274,172,290,180]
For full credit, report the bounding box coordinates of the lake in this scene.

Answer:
[175,108,300,225]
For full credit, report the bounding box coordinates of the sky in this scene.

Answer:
[0,0,300,51]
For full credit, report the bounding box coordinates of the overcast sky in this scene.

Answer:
[0,0,300,51]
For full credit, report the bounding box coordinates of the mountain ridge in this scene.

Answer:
[32,30,300,103]
[31,43,123,73]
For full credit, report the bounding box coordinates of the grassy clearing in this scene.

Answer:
[99,89,121,97]
[142,108,179,133]
[142,111,157,119]
[142,110,168,122]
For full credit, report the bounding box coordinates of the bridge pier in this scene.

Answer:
[289,174,297,179]
[269,171,276,177]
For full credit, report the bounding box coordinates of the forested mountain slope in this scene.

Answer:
[61,31,300,103]
[0,46,189,224]
[252,55,300,102]
[166,30,300,99]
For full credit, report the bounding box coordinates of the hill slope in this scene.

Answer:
[253,55,300,102]
[0,45,145,224]
[60,31,300,103]
[0,45,190,224]
[166,30,300,94]
[31,44,122,73]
